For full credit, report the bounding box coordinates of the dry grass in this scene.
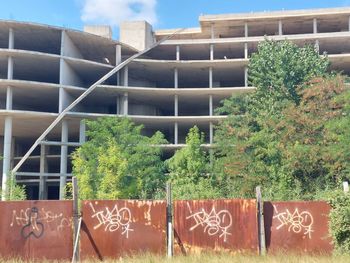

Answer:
[2,253,350,263]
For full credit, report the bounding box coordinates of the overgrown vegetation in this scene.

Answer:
[326,191,350,254]
[72,117,167,200]
[214,40,350,200]
[0,172,26,201]
[166,126,221,199]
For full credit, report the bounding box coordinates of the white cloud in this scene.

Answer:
[80,0,157,27]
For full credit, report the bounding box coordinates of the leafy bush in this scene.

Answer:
[326,190,350,254]
[0,172,26,200]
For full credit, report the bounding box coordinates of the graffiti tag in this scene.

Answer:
[89,202,134,238]
[186,203,232,242]
[273,206,314,239]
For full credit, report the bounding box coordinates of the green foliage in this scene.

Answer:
[248,39,330,111]
[0,172,26,201]
[72,117,167,200]
[215,39,349,200]
[326,191,350,254]
[166,126,221,199]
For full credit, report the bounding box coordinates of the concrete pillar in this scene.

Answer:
[39,144,47,200]
[1,116,12,200]
[313,18,318,34]
[315,40,320,54]
[209,95,213,116]
[174,68,178,88]
[244,67,248,87]
[116,44,122,65]
[174,95,178,116]
[245,22,249,37]
[209,67,213,88]
[123,92,128,115]
[211,23,215,39]
[278,20,283,35]
[79,120,86,144]
[176,45,180,60]
[209,122,214,144]
[6,86,13,110]
[210,44,214,60]
[8,28,14,49]
[7,57,13,79]
[123,66,129,86]
[59,120,68,200]
[348,16,350,31]
[174,122,178,144]
[244,43,248,59]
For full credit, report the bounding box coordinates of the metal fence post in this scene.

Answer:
[166,182,173,257]
[256,186,266,255]
[72,177,80,262]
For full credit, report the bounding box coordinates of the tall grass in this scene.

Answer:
[2,253,350,263]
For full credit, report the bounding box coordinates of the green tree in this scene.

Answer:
[248,39,330,112]
[166,126,221,199]
[72,117,167,200]
[214,40,348,200]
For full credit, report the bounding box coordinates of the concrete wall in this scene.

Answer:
[84,25,112,39]
[120,21,155,51]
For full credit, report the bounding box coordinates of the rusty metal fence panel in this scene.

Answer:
[174,199,258,254]
[80,200,166,260]
[264,201,333,254]
[0,200,73,260]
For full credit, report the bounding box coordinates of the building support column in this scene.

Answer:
[244,67,248,87]
[245,22,249,37]
[79,120,86,144]
[315,39,320,54]
[2,117,12,200]
[313,18,318,34]
[210,44,214,60]
[211,23,215,39]
[209,122,214,145]
[174,65,178,144]
[59,120,68,200]
[278,20,283,35]
[116,44,122,85]
[244,43,248,59]
[39,144,47,200]
[348,16,350,31]
[176,45,180,60]
[2,28,14,200]
[123,92,128,115]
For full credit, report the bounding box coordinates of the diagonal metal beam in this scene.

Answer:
[11,29,184,174]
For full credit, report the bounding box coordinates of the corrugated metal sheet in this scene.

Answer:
[174,199,258,254]
[80,200,166,260]
[0,200,73,260]
[264,201,333,254]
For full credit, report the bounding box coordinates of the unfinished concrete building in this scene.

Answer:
[1,7,350,199]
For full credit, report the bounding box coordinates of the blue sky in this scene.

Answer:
[1,0,350,38]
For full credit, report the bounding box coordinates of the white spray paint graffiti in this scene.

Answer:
[186,203,232,242]
[273,206,314,239]
[89,202,134,238]
[10,207,71,232]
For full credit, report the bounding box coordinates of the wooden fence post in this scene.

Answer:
[166,182,173,257]
[72,177,80,262]
[256,186,266,255]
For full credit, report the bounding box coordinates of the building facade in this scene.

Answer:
[1,7,350,199]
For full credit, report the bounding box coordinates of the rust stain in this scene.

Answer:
[174,199,258,255]
[80,199,166,260]
[0,200,73,260]
[264,201,333,254]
